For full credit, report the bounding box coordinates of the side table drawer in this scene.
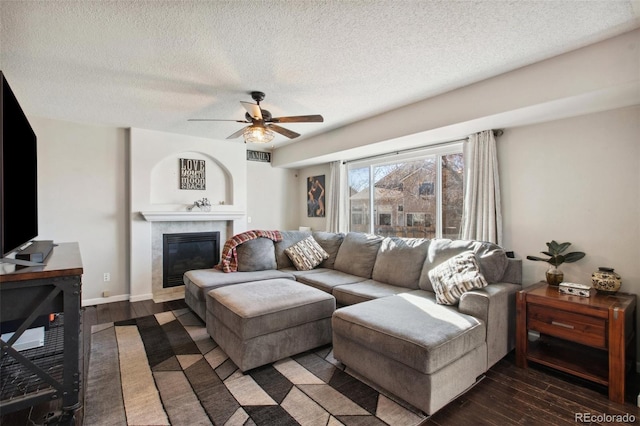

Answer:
[528,304,606,349]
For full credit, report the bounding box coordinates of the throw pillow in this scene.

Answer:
[236,238,277,272]
[428,251,488,305]
[284,236,329,271]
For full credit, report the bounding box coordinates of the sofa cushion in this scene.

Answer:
[236,238,277,272]
[184,268,295,304]
[429,251,488,305]
[279,267,332,278]
[334,233,384,278]
[312,231,345,269]
[184,268,296,319]
[372,237,429,289]
[285,236,329,271]
[332,279,413,305]
[295,269,367,293]
[274,231,313,269]
[418,239,509,292]
[332,291,486,375]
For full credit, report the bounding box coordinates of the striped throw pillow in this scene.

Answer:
[428,251,488,305]
[284,236,329,271]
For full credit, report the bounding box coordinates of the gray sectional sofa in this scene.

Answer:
[184,230,522,415]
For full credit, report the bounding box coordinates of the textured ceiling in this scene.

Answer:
[1,1,639,148]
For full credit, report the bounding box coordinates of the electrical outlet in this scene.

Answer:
[103,273,110,282]
[103,290,110,298]
[247,216,252,223]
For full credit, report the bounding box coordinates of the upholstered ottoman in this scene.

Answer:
[207,278,336,371]
[332,291,487,415]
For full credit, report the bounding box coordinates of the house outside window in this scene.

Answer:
[347,144,463,239]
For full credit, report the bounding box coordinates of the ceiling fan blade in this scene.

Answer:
[188,119,249,123]
[226,126,248,139]
[271,114,324,123]
[241,101,263,121]
[268,124,300,139]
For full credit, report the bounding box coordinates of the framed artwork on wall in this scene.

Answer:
[307,175,325,217]
[179,158,206,190]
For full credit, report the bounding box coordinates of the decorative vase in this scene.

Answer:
[591,267,621,294]
[546,266,564,286]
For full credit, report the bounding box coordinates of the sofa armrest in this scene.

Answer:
[501,258,522,284]
[458,283,521,368]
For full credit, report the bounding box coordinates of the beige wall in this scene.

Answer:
[26,118,305,303]
[500,106,640,362]
[246,159,299,231]
[499,106,640,292]
[30,116,129,302]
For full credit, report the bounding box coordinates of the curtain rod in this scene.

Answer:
[342,129,503,165]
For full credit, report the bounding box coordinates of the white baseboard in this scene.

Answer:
[82,293,130,307]
[82,292,162,306]
[129,293,154,303]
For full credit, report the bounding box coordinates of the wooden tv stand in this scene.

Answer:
[0,242,83,423]
[516,282,636,404]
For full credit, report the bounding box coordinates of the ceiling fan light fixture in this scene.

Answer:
[243,125,275,144]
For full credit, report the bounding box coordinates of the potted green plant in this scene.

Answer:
[526,240,586,286]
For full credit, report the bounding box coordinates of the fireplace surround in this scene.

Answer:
[150,220,229,299]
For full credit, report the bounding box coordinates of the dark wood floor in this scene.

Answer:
[2,298,639,425]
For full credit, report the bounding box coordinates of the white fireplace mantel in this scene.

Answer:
[140,210,245,222]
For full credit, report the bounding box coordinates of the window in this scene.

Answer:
[379,213,391,226]
[348,166,370,233]
[418,182,434,197]
[441,153,464,239]
[347,145,463,239]
[406,212,428,227]
[351,206,365,225]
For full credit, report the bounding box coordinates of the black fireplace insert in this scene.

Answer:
[163,232,220,288]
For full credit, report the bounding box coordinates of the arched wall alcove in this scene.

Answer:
[129,128,247,302]
[150,151,233,206]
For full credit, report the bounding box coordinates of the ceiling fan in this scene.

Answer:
[188,91,323,143]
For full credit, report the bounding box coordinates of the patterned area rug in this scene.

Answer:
[85,308,426,426]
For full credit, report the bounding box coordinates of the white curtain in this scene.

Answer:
[326,160,347,233]
[461,130,503,245]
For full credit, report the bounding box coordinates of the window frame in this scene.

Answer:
[346,143,463,238]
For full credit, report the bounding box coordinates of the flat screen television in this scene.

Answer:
[0,71,39,257]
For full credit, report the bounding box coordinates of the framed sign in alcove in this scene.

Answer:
[179,158,206,190]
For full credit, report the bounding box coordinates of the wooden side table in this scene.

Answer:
[516,282,637,404]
